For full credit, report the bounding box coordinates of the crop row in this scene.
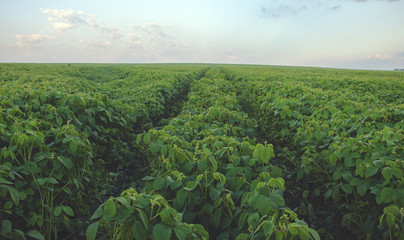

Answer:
[222,66,404,239]
[0,64,207,239]
[88,68,320,240]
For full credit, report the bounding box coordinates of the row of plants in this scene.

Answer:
[0,64,207,239]
[222,66,404,239]
[88,68,320,240]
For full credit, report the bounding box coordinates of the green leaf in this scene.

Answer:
[1,219,12,236]
[365,166,378,178]
[308,228,321,240]
[150,142,160,154]
[133,221,148,240]
[143,134,151,144]
[357,184,367,197]
[90,206,103,220]
[256,196,271,215]
[174,224,192,240]
[341,184,352,194]
[86,222,99,240]
[373,160,384,168]
[160,208,177,226]
[392,168,403,179]
[116,197,131,209]
[57,156,73,169]
[262,220,275,236]
[184,181,197,191]
[212,209,221,227]
[54,206,63,217]
[104,199,117,219]
[253,144,273,164]
[382,167,392,181]
[329,153,338,166]
[209,188,221,201]
[175,189,188,208]
[236,233,249,240]
[153,177,166,191]
[380,187,393,203]
[138,209,149,228]
[26,230,45,240]
[350,178,362,186]
[69,140,78,153]
[6,186,19,206]
[63,206,74,216]
[153,224,172,240]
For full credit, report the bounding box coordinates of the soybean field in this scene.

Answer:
[0,63,403,240]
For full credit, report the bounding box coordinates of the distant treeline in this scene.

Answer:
[394,68,404,71]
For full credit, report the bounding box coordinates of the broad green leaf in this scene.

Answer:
[365,166,378,178]
[357,184,367,197]
[57,156,73,169]
[253,144,273,164]
[380,187,393,203]
[341,184,352,194]
[373,160,384,168]
[26,230,45,240]
[175,189,188,208]
[54,206,63,217]
[138,209,149,228]
[104,199,117,219]
[152,224,172,240]
[329,153,338,166]
[63,206,74,216]
[86,222,99,240]
[209,188,221,201]
[0,219,12,236]
[392,168,403,179]
[6,186,19,206]
[133,221,147,240]
[184,181,197,191]
[153,177,166,191]
[382,167,392,181]
[236,233,249,240]
[174,224,192,240]
[69,140,78,153]
[143,134,151,144]
[116,197,131,209]
[262,220,275,236]
[150,142,160,154]
[308,228,321,240]
[160,208,177,226]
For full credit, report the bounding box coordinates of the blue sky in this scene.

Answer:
[1,0,403,70]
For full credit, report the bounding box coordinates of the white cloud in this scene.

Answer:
[40,8,123,39]
[51,22,74,31]
[16,33,54,48]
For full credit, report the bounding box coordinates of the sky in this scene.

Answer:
[1,0,403,70]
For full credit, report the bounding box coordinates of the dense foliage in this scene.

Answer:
[0,64,403,240]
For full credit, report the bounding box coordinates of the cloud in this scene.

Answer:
[16,33,54,48]
[132,23,174,41]
[367,53,395,60]
[51,22,74,31]
[40,8,123,39]
[260,2,307,18]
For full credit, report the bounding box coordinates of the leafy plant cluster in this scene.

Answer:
[1,64,402,240]
[88,68,319,240]
[0,64,207,239]
[223,66,404,239]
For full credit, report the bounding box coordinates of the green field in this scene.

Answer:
[0,63,403,240]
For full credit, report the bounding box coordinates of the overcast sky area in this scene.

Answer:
[1,0,403,70]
